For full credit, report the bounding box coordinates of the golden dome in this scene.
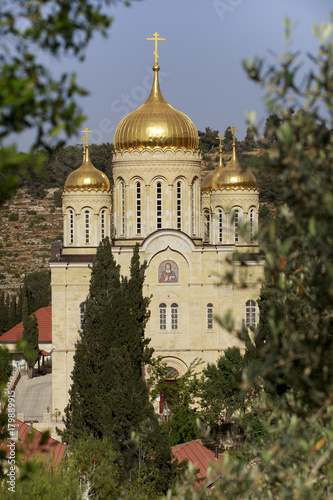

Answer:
[202,144,257,193]
[64,145,110,191]
[114,64,199,151]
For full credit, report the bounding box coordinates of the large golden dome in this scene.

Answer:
[64,145,110,191]
[202,145,257,193]
[114,64,199,151]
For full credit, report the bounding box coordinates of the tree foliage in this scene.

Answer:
[200,348,247,426]
[148,358,203,446]
[63,238,172,496]
[0,0,130,206]
[21,296,39,378]
[198,127,219,152]
[167,17,333,499]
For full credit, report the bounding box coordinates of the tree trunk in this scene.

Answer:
[27,366,33,379]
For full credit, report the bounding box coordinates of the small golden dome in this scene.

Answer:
[64,145,110,191]
[201,145,257,193]
[114,64,199,151]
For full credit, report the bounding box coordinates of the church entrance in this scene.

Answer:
[159,366,179,419]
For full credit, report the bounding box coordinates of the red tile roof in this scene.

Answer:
[0,306,52,343]
[0,419,66,466]
[172,439,223,487]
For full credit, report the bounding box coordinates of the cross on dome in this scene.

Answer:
[81,127,93,145]
[146,31,166,65]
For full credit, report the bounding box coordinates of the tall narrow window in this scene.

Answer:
[245,300,256,327]
[234,209,239,243]
[156,182,162,229]
[191,181,195,235]
[204,210,210,242]
[85,210,90,244]
[177,181,182,230]
[100,209,106,241]
[159,303,166,330]
[69,210,74,245]
[120,181,125,235]
[218,210,223,243]
[249,209,255,243]
[207,303,213,329]
[136,182,141,235]
[171,303,178,330]
[79,302,86,329]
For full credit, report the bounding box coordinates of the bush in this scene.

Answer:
[8,213,19,221]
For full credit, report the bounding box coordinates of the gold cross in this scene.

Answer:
[228,126,240,144]
[81,127,92,145]
[217,134,225,150]
[146,32,166,65]
[79,135,86,150]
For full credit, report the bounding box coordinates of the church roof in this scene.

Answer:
[114,63,199,151]
[0,306,52,343]
[64,144,110,192]
[202,142,257,193]
[172,439,223,487]
[0,419,66,466]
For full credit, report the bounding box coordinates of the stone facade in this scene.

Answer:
[50,64,264,418]
[51,146,263,416]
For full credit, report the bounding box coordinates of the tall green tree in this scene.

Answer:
[63,239,172,495]
[200,347,247,426]
[148,358,203,446]
[21,296,39,379]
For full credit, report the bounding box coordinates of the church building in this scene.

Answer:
[50,35,263,417]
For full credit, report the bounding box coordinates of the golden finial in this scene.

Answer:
[228,126,239,161]
[217,134,225,168]
[81,127,93,145]
[146,31,166,65]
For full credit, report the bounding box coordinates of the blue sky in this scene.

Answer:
[14,0,333,150]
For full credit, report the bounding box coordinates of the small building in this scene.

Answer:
[0,306,52,368]
[0,419,66,466]
[172,439,223,488]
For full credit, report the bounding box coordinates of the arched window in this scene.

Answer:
[203,210,210,242]
[191,181,196,235]
[79,302,86,329]
[171,303,178,330]
[156,182,162,229]
[218,209,223,243]
[177,181,182,230]
[100,209,106,241]
[136,182,141,235]
[164,366,179,379]
[245,300,256,327]
[234,209,239,243]
[207,303,214,329]
[249,209,255,243]
[85,210,90,244]
[69,210,74,245]
[120,181,125,235]
[159,303,166,330]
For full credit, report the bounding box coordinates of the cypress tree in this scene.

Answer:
[22,295,39,379]
[63,239,172,494]
[9,296,17,329]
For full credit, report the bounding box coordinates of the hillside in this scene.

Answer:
[0,188,62,294]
